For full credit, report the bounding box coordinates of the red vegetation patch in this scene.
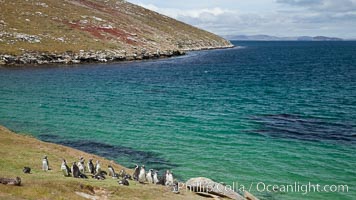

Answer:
[63,21,139,45]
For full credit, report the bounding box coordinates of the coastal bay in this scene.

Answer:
[1,41,355,199]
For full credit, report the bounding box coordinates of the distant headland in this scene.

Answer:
[223,34,344,41]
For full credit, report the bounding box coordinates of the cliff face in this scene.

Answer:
[0,0,233,65]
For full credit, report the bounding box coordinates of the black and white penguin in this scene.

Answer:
[95,160,101,174]
[118,176,129,186]
[124,174,132,180]
[172,181,180,194]
[61,159,71,177]
[118,169,126,178]
[158,170,166,185]
[146,169,153,184]
[87,159,95,174]
[92,171,106,180]
[23,167,31,174]
[108,165,118,178]
[138,165,146,183]
[132,164,140,181]
[153,170,159,184]
[42,155,49,171]
[71,162,80,178]
[165,170,174,186]
[78,157,85,173]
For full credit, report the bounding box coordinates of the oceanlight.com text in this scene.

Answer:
[181,181,349,195]
[255,182,349,195]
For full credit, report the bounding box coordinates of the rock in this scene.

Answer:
[0,177,21,186]
[186,177,244,200]
[71,59,80,64]
[14,32,41,43]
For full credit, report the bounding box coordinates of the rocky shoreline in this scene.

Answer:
[0,45,234,66]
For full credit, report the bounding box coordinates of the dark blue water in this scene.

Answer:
[0,41,355,199]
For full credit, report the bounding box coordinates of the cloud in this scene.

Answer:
[135,2,356,38]
[276,0,356,12]
[137,3,229,19]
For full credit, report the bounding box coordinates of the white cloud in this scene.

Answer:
[137,3,232,19]
[276,0,356,12]
[134,1,356,38]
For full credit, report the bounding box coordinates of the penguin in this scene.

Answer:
[23,167,31,174]
[61,159,71,177]
[146,169,153,184]
[138,165,146,183]
[158,170,166,185]
[118,169,126,178]
[124,174,132,180]
[118,176,129,186]
[95,160,101,174]
[92,170,106,180]
[153,170,159,184]
[108,165,118,178]
[132,164,140,181]
[92,173,106,180]
[78,161,85,174]
[87,159,95,174]
[165,170,174,186]
[71,162,80,178]
[172,181,180,194]
[79,157,85,173]
[42,155,49,171]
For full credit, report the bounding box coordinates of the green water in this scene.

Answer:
[0,41,355,199]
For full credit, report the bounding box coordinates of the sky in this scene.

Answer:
[127,0,356,38]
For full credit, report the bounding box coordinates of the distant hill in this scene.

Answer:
[0,0,232,65]
[223,34,343,41]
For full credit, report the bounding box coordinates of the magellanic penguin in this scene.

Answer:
[23,167,31,174]
[78,157,85,173]
[165,170,174,186]
[42,155,49,171]
[172,181,180,194]
[158,170,166,185]
[71,162,80,178]
[153,170,159,184]
[95,160,101,174]
[132,164,140,181]
[161,170,168,185]
[78,161,85,174]
[118,169,126,179]
[146,169,153,184]
[138,165,146,183]
[118,176,129,186]
[87,159,95,174]
[61,159,71,177]
[108,165,118,178]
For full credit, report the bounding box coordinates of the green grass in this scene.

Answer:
[0,126,213,200]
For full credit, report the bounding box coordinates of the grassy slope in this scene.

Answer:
[0,0,232,55]
[0,125,211,200]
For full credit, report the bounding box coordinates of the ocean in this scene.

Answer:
[0,41,355,199]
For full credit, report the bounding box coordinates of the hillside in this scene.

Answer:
[0,0,233,65]
[0,125,218,200]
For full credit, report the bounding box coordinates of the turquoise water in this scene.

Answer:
[0,41,355,199]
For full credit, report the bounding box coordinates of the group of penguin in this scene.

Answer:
[41,155,179,192]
